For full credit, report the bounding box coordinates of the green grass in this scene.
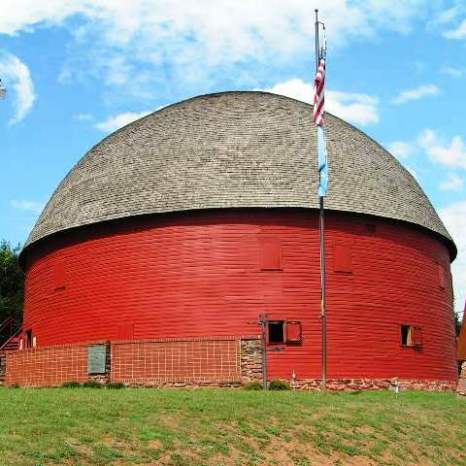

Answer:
[0,388,465,465]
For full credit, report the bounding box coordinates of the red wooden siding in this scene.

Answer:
[23,208,457,382]
[260,236,282,270]
[458,322,466,361]
[52,258,66,291]
[334,242,353,273]
[438,263,446,290]
[458,301,466,361]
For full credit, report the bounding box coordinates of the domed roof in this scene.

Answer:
[24,91,455,256]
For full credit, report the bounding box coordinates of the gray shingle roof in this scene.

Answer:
[24,91,455,256]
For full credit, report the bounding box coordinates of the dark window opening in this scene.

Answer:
[268,321,285,344]
[25,329,32,348]
[401,325,410,346]
[401,325,422,348]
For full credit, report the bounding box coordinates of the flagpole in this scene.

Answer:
[315,9,327,391]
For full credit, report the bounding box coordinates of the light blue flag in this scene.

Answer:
[317,125,328,197]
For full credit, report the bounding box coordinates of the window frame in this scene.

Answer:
[266,320,303,346]
[285,320,303,344]
[400,324,423,349]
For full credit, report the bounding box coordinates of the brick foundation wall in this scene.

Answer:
[111,338,241,386]
[5,345,88,387]
[1,335,458,392]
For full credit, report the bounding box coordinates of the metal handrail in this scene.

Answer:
[0,327,21,351]
[0,317,15,334]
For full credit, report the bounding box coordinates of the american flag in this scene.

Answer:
[313,58,326,126]
[313,56,328,197]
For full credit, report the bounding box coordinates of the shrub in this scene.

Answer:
[243,381,263,391]
[269,380,290,391]
[82,380,103,389]
[62,381,81,388]
[107,382,126,389]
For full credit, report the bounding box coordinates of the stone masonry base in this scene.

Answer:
[290,378,456,392]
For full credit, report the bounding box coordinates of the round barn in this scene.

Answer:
[19,92,458,388]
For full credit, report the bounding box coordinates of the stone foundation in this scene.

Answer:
[240,337,263,382]
[110,381,243,389]
[290,377,456,392]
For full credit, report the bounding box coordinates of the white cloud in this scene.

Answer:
[0,51,36,124]
[262,79,313,105]
[440,200,466,314]
[10,200,45,214]
[392,84,440,105]
[73,113,93,121]
[419,129,466,169]
[0,1,89,35]
[434,6,462,26]
[387,141,414,159]
[326,90,379,125]
[443,19,466,40]
[440,173,464,191]
[95,110,151,132]
[0,1,438,95]
[263,78,379,126]
[440,65,464,78]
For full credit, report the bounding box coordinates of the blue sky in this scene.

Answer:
[0,1,465,316]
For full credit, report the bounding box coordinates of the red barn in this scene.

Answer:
[16,92,458,389]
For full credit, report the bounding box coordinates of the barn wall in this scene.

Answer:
[23,209,457,382]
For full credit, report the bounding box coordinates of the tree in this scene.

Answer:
[0,241,24,331]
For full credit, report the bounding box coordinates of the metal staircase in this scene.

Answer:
[0,318,21,384]
[0,334,20,352]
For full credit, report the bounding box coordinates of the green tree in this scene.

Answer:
[0,241,24,332]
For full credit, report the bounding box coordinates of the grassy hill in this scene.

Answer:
[0,388,465,465]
